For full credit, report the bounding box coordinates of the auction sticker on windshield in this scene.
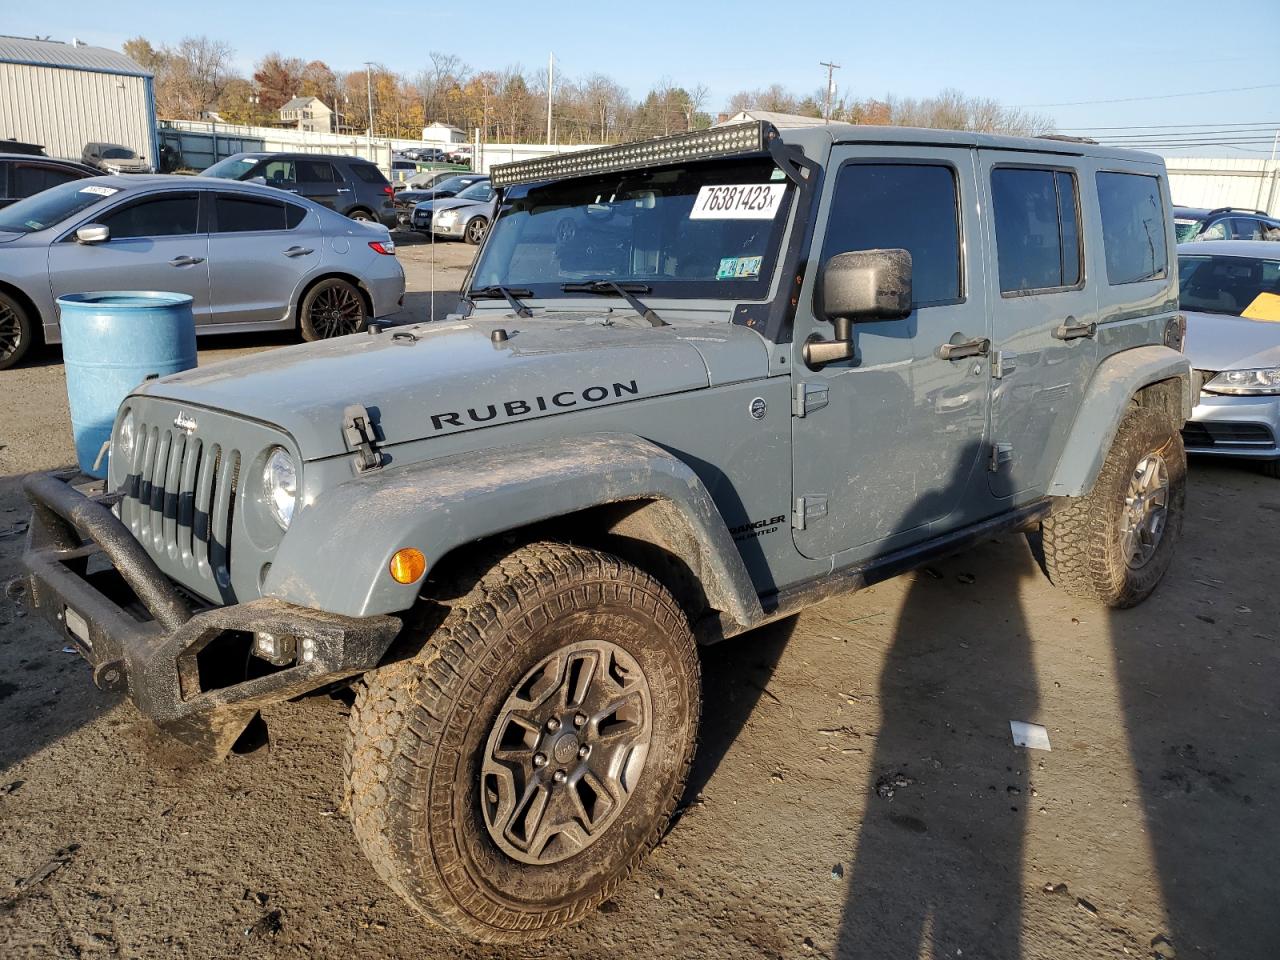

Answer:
[690,183,787,220]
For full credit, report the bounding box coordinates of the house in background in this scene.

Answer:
[279,96,333,133]
[421,121,466,144]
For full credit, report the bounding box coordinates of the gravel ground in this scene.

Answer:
[1,241,1277,958]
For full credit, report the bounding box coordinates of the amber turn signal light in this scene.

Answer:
[389,548,427,584]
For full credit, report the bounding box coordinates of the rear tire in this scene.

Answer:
[464,216,488,245]
[299,278,368,340]
[343,541,700,943]
[0,290,35,371]
[1041,406,1185,608]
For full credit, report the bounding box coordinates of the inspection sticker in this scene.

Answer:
[690,183,787,220]
[78,185,119,197]
[717,256,763,280]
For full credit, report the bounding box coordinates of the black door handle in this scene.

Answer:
[936,336,990,361]
[1053,318,1097,341]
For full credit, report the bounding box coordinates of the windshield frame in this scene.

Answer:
[469,157,797,303]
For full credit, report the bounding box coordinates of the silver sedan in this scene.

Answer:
[0,175,405,369]
[1179,240,1280,477]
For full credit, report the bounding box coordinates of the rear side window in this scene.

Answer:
[296,159,337,183]
[1230,218,1264,240]
[215,194,288,232]
[1096,172,1168,284]
[285,203,307,229]
[821,163,962,306]
[13,163,85,197]
[991,168,1082,294]
[101,193,199,239]
[350,163,389,185]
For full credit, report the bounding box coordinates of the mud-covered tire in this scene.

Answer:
[1041,406,1185,608]
[343,541,700,943]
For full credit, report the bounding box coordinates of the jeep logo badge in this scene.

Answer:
[749,397,767,420]
[173,412,198,435]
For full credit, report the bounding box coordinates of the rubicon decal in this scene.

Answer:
[429,380,640,431]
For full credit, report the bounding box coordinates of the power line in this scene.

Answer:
[1016,83,1280,108]
[1061,120,1280,131]
[1092,128,1280,140]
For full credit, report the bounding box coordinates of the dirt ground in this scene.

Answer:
[1,240,1277,959]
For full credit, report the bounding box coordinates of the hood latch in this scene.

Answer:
[343,404,385,474]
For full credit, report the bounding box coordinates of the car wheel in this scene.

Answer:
[1041,405,1185,608]
[299,278,368,340]
[349,209,376,223]
[0,290,34,371]
[343,541,700,943]
[465,216,489,245]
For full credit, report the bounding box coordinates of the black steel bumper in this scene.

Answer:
[21,473,402,759]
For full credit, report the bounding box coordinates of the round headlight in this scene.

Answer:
[115,409,137,466]
[263,447,297,530]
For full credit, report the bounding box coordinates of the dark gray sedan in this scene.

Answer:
[0,176,405,369]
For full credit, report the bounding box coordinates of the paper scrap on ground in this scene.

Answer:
[1010,720,1052,751]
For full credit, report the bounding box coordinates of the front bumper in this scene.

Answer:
[430,217,466,239]
[1183,391,1280,461]
[21,473,401,758]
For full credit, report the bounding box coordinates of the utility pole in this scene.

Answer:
[820,60,841,123]
[364,62,375,159]
[546,52,555,145]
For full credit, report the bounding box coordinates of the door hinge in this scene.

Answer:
[342,404,385,474]
[991,350,1018,380]
[792,495,829,530]
[990,441,1014,472]
[792,381,830,418]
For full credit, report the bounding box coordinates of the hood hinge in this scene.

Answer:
[343,404,385,474]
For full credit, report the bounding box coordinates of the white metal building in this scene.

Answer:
[0,36,156,167]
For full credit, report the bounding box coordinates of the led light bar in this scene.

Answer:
[490,120,771,188]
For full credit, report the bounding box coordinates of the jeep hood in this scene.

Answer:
[1184,310,1280,371]
[139,314,769,459]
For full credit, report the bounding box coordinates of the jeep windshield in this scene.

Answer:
[470,157,794,301]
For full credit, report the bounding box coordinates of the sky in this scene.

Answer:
[10,0,1280,156]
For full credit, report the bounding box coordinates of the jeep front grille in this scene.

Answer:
[121,422,241,593]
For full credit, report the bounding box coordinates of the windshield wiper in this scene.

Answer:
[561,280,668,327]
[468,285,533,318]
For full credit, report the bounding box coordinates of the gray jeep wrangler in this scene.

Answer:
[23,121,1192,942]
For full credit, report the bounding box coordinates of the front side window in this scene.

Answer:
[101,193,199,239]
[991,167,1082,294]
[215,194,288,232]
[1230,218,1264,241]
[473,158,793,299]
[1096,171,1168,284]
[821,162,961,306]
[1198,221,1228,241]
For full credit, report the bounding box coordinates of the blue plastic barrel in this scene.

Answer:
[57,292,196,478]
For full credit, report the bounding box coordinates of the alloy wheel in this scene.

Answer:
[0,300,23,362]
[309,285,364,338]
[1120,452,1170,569]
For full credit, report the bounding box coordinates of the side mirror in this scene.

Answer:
[75,224,109,244]
[248,175,267,185]
[805,249,913,367]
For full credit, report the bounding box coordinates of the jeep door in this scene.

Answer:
[205,191,317,324]
[791,148,992,561]
[48,189,212,324]
[977,153,1098,500]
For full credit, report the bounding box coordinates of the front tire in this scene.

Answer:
[1041,406,1185,607]
[344,541,700,943]
[0,291,35,371]
[464,216,488,245]
[299,278,368,340]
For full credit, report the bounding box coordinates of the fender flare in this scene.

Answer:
[1048,345,1193,498]
[262,432,763,625]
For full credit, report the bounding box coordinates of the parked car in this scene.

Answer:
[0,154,97,208]
[408,174,490,232]
[428,179,496,244]
[199,152,398,228]
[20,121,1192,943]
[393,168,467,193]
[0,175,405,369]
[392,188,438,224]
[390,158,418,184]
[1178,240,1280,475]
[1174,205,1280,243]
[81,142,152,174]
[0,139,47,157]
